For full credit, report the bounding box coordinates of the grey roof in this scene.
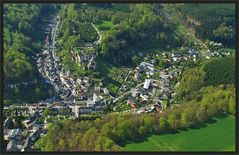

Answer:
[8,129,21,139]
[7,141,19,152]
[143,79,151,89]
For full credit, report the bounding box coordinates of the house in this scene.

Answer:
[143,79,151,90]
[213,52,220,57]
[83,76,90,85]
[130,104,137,109]
[103,88,109,94]
[93,101,102,110]
[131,89,140,98]
[160,87,172,95]
[127,97,138,104]
[140,62,155,71]
[136,109,145,114]
[161,78,170,88]
[30,129,41,142]
[29,124,41,132]
[150,59,156,65]
[152,88,158,96]
[127,98,138,109]
[205,52,214,59]
[21,137,32,152]
[23,111,40,129]
[87,56,96,70]
[4,117,13,129]
[162,52,169,58]
[172,52,183,61]
[87,100,94,107]
[7,129,22,140]
[94,86,101,94]
[93,93,101,102]
[134,72,140,81]
[79,107,92,114]
[140,94,149,101]
[7,141,20,152]
[76,79,83,85]
[188,48,198,58]
[146,70,155,76]
[160,94,168,100]
[139,52,144,57]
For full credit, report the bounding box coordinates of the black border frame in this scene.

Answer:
[0,0,238,155]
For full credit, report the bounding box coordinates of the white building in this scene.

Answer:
[143,79,151,89]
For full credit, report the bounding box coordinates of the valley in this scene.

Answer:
[2,3,236,152]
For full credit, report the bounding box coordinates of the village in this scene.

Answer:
[3,11,232,152]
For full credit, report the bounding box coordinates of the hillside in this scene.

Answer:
[3,3,236,152]
[4,3,235,103]
[175,55,235,102]
[35,84,235,151]
[175,4,235,48]
[203,56,235,86]
[56,4,186,69]
[3,4,59,103]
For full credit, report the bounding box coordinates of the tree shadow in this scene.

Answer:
[178,128,189,132]
[205,117,217,124]
[120,129,180,147]
[213,113,228,119]
[119,136,149,147]
[189,123,207,129]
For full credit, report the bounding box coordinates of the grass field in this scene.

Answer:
[123,116,235,152]
[96,20,114,31]
[99,20,113,28]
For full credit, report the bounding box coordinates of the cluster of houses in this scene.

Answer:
[167,46,231,62]
[36,35,83,99]
[3,111,46,152]
[203,49,231,59]
[120,48,190,114]
[126,45,232,114]
[162,48,198,63]
[126,64,182,114]
[3,88,112,152]
[37,14,98,100]
[4,85,114,151]
[135,61,156,79]
[36,11,107,104]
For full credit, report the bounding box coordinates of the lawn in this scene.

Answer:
[123,116,235,151]
[96,20,114,31]
[95,57,120,95]
[99,20,113,28]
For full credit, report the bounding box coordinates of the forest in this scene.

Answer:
[57,4,186,68]
[4,4,235,104]
[175,56,235,102]
[35,84,235,151]
[203,56,235,86]
[3,4,60,103]
[176,4,235,47]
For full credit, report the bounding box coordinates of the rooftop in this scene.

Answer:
[143,79,151,89]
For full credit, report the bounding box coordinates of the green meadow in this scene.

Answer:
[124,116,235,151]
